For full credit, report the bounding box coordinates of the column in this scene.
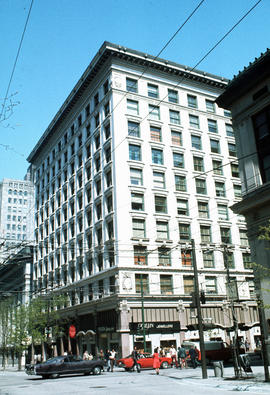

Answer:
[117,300,130,358]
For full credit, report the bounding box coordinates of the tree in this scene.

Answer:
[0,297,13,369]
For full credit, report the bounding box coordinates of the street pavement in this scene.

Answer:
[0,365,270,394]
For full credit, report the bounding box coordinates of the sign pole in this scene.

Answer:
[140,274,147,353]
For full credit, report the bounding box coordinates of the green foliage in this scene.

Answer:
[258,220,270,243]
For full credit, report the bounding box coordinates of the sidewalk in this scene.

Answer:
[165,365,270,394]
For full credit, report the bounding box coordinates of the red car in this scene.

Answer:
[117,353,172,371]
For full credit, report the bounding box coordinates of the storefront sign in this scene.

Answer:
[130,321,180,334]
[69,325,76,338]
[98,326,116,332]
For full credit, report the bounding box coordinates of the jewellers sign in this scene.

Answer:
[130,321,180,334]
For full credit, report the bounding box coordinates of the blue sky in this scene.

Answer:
[0,0,269,180]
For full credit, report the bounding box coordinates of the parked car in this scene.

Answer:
[25,355,106,379]
[182,341,244,364]
[117,353,172,370]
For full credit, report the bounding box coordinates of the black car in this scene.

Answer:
[25,355,106,379]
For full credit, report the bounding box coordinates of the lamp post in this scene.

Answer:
[222,244,241,378]
[140,274,147,353]
[191,239,207,379]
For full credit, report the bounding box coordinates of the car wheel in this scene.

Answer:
[93,366,101,375]
[41,375,48,379]
[124,368,131,371]
[50,373,59,379]
[161,361,169,369]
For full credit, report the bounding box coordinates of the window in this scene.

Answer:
[193,156,204,172]
[231,163,240,177]
[240,229,249,247]
[181,250,192,266]
[200,225,211,243]
[215,182,226,197]
[243,253,252,269]
[126,77,137,93]
[128,121,140,137]
[132,218,145,238]
[150,125,161,142]
[195,179,207,194]
[210,139,220,153]
[206,99,215,113]
[94,93,99,108]
[224,110,231,117]
[148,83,159,98]
[179,223,190,241]
[227,252,235,269]
[203,251,214,268]
[189,114,199,129]
[169,110,180,125]
[233,184,242,198]
[103,80,109,95]
[135,274,149,294]
[149,104,160,120]
[208,119,218,133]
[228,143,237,157]
[134,246,147,265]
[226,124,234,137]
[168,89,178,103]
[198,201,209,218]
[177,199,189,215]
[252,106,270,183]
[95,113,100,127]
[160,275,173,295]
[153,171,165,188]
[183,276,194,294]
[155,196,167,213]
[156,221,169,239]
[247,278,255,298]
[173,152,184,168]
[104,102,110,117]
[158,248,171,266]
[171,130,182,146]
[127,99,139,115]
[152,148,163,165]
[218,204,229,220]
[191,135,202,150]
[187,94,197,108]
[175,175,186,192]
[220,227,231,244]
[131,193,144,211]
[129,144,141,161]
[205,277,217,294]
[213,160,223,175]
[130,168,143,185]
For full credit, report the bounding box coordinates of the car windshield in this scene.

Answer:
[43,357,62,364]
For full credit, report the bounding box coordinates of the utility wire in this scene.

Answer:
[0,0,34,122]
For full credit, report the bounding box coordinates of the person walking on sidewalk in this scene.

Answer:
[189,346,197,369]
[105,349,111,372]
[109,349,116,372]
[131,346,140,372]
[153,347,161,375]
[170,345,178,368]
[178,346,187,369]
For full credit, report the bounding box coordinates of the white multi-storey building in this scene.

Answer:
[27,42,259,357]
[0,177,34,262]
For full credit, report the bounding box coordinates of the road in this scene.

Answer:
[0,365,269,395]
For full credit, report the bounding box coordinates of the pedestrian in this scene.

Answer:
[159,347,165,357]
[131,346,140,372]
[83,350,90,360]
[177,346,187,369]
[109,349,116,372]
[153,347,161,375]
[169,345,178,368]
[99,349,104,359]
[105,349,111,372]
[245,339,250,352]
[188,346,197,369]
[195,346,201,364]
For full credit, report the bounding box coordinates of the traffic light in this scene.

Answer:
[200,290,206,304]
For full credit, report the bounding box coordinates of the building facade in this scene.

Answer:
[0,177,35,264]
[217,49,270,358]
[27,42,258,357]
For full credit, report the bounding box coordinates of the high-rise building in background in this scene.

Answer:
[0,176,35,262]
[27,42,259,357]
